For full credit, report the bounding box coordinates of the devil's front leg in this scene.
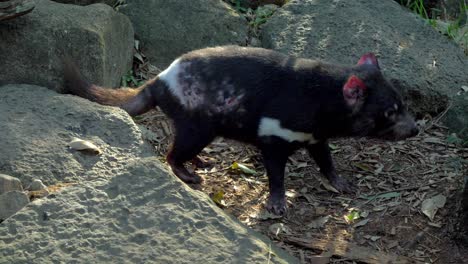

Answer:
[307,140,352,193]
[260,141,295,215]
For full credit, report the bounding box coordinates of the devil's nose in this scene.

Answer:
[410,126,419,137]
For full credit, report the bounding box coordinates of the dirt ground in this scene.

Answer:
[134,106,467,264]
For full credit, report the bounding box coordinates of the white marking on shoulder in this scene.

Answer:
[158,58,182,97]
[258,117,318,144]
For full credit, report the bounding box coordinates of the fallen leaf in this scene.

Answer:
[211,190,226,207]
[269,223,291,236]
[68,138,101,155]
[315,176,339,193]
[352,162,373,172]
[255,210,283,220]
[353,218,370,228]
[423,137,445,145]
[363,192,400,201]
[421,194,446,221]
[345,210,360,223]
[285,190,299,198]
[231,162,257,175]
[307,215,330,229]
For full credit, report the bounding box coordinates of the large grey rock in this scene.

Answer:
[0,191,29,221]
[0,0,133,92]
[0,84,151,186]
[53,0,116,6]
[0,84,296,263]
[261,0,468,139]
[119,0,248,68]
[0,174,23,195]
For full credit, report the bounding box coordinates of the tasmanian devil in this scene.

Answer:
[63,46,418,215]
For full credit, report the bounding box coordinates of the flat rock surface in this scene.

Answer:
[261,0,468,138]
[0,84,296,264]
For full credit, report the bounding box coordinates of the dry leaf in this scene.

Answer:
[211,190,226,207]
[269,223,291,236]
[68,138,101,155]
[353,218,370,228]
[315,176,339,193]
[421,194,446,221]
[307,215,330,229]
[255,210,283,220]
[231,162,257,175]
[423,137,444,145]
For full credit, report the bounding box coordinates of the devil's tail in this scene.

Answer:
[63,58,156,116]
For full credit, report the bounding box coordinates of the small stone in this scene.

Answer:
[27,179,47,191]
[0,174,23,195]
[0,191,30,221]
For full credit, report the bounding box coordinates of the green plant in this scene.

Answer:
[398,0,437,27]
[250,5,276,28]
[230,0,248,13]
[121,70,143,87]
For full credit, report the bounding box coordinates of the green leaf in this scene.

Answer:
[352,162,373,172]
[446,133,462,144]
[328,143,339,150]
[345,210,360,223]
[211,190,226,207]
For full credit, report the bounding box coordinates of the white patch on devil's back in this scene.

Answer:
[158,59,205,109]
[258,117,318,144]
[158,58,181,95]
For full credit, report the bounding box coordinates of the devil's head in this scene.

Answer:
[343,53,419,140]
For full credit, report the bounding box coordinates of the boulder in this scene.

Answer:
[0,191,29,221]
[0,0,134,92]
[0,174,23,195]
[119,0,248,68]
[0,84,296,263]
[0,84,151,185]
[52,0,116,6]
[27,179,47,191]
[261,0,468,139]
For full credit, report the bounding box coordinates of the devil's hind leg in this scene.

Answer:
[166,119,215,184]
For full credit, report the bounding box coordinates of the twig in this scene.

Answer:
[421,102,452,133]
[283,236,423,264]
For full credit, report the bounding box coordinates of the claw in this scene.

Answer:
[171,166,204,184]
[266,195,287,215]
[330,176,353,193]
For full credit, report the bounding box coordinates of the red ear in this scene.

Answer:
[357,53,379,68]
[343,75,367,107]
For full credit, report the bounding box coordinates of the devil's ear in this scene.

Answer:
[357,53,380,69]
[343,75,367,109]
